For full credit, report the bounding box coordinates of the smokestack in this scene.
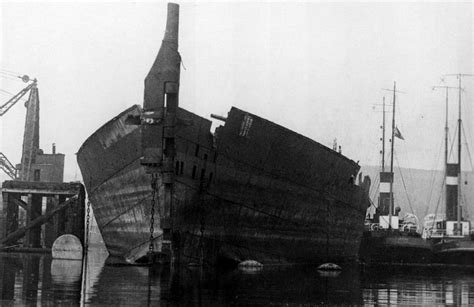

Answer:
[141,3,181,169]
[378,171,393,215]
[164,3,179,46]
[446,163,459,220]
[52,143,56,154]
[143,3,180,111]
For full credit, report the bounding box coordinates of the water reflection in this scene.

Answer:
[50,259,82,304]
[362,265,474,305]
[0,253,46,305]
[2,251,474,305]
[81,246,108,304]
[0,247,108,306]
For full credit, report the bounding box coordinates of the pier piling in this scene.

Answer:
[0,181,85,252]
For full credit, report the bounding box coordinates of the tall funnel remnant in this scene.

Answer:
[142,2,180,169]
[141,2,180,263]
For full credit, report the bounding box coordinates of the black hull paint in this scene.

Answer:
[359,231,433,265]
[78,105,370,265]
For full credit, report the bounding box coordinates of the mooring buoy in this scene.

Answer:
[238,260,263,267]
[317,263,342,271]
[52,234,83,260]
[238,260,263,272]
[317,263,342,277]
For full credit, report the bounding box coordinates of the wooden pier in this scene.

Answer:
[0,181,85,252]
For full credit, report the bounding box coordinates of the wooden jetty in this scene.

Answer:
[0,75,85,253]
[1,181,85,252]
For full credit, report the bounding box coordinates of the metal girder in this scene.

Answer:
[0,80,37,116]
[0,152,17,179]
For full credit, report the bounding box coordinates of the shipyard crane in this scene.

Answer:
[0,75,36,116]
[0,75,37,180]
[0,153,16,179]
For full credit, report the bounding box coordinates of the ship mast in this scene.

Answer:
[445,87,449,174]
[375,95,392,224]
[456,76,462,232]
[382,97,386,172]
[379,82,402,230]
[432,85,457,224]
[443,73,474,234]
[388,82,396,229]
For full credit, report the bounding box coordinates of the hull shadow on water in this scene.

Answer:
[2,249,474,305]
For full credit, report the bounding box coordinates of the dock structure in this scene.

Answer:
[0,181,85,251]
[0,75,86,252]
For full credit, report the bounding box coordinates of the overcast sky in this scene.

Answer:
[0,1,473,183]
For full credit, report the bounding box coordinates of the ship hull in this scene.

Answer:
[359,231,433,265]
[78,105,370,265]
[431,238,474,266]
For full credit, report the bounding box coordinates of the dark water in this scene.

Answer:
[1,250,474,306]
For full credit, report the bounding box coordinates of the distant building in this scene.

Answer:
[16,149,65,183]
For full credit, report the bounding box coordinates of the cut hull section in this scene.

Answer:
[78,105,370,265]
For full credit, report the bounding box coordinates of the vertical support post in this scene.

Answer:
[44,196,56,247]
[25,194,32,247]
[65,198,73,234]
[57,195,67,237]
[52,195,60,240]
[32,194,42,247]
[65,187,85,246]
[25,193,42,247]
[76,185,86,246]
[2,192,20,241]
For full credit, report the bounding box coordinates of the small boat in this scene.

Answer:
[423,79,474,265]
[359,85,432,265]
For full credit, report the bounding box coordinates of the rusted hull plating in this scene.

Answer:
[78,105,370,265]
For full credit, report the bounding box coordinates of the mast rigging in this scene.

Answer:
[443,73,474,234]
